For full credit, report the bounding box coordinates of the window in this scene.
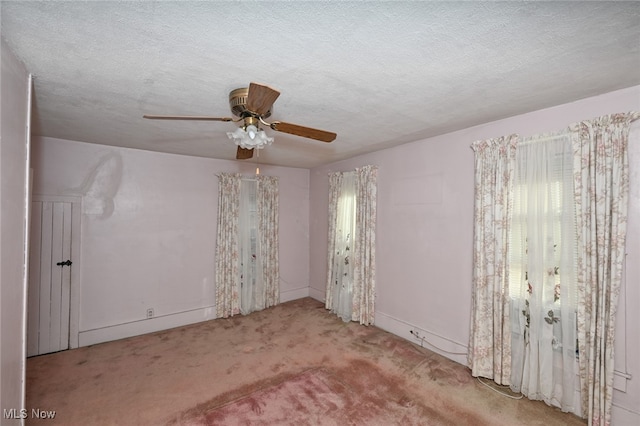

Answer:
[470,114,638,421]
[215,173,279,319]
[325,165,377,325]
[507,134,579,413]
[328,172,356,322]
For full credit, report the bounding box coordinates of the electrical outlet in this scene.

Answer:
[146,308,154,319]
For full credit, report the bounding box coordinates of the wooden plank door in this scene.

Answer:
[27,201,73,356]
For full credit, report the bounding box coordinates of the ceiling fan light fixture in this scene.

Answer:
[227,126,274,150]
[246,124,258,140]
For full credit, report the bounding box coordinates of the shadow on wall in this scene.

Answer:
[73,152,123,219]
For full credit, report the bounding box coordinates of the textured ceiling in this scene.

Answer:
[2,1,639,168]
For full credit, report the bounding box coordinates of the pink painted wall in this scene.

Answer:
[0,40,30,419]
[309,86,640,422]
[30,137,310,344]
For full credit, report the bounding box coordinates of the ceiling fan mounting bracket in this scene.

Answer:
[229,87,272,119]
[242,115,260,128]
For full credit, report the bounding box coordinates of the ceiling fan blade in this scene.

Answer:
[236,147,254,160]
[270,121,336,142]
[143,115,234,121]
[246,83,280,116]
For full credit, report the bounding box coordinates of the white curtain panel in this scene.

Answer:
[468,135,517,384]
[239,179,262,315]
[509,131,579,414]
[325,171,356,322]
[570,112,639,426]
[215,173,241,318]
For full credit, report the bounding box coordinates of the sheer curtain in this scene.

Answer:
[216,173,279,318]
[325,165,377,325]
[325,171,356,322]
[509,131,578,414]
[468,135,517,384]
[239,179,262,314]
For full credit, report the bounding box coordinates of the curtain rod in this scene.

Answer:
[214,173,262,182]
[519,132,570,145]
[512,112,640,144]
[327,164,378,176]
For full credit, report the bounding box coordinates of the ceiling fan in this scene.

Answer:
[143,82,337,160]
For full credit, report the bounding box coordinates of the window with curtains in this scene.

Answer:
[507,133,579,414]
[329,172,356,322]
[215,173,279,319]
[325,165,377,326]
[469,113,638,424]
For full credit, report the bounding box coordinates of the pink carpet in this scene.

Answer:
[171,351,500,426]
[27,298,585,425]
[195,368,358,425]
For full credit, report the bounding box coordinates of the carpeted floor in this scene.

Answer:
[26,297,586,425]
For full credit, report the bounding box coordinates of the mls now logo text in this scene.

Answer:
[3,408,56,419]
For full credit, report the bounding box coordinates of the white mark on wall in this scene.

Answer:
[76,152,123,218]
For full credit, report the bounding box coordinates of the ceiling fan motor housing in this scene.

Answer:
[229,87,272,119]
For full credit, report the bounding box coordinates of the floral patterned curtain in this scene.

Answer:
[325,172,343,315]
[257,175,280,310]
[352,165,378,325]
[215,173,241,318]
[570,112,639,425]
[468,135,518,384]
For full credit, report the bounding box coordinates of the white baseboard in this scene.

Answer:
[79,286,312,347]
[375,312,639,422]
[374,310,468,366]
[309,287,325,302]
[78,306,217,347]
[280,286,309,303]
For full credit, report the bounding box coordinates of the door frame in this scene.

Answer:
[30,194,82,350]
